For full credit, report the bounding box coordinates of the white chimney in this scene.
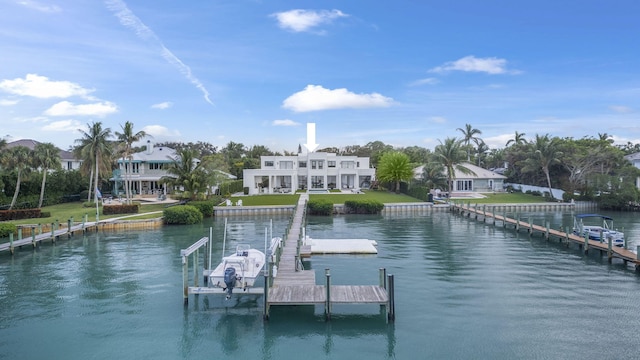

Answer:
[146,140,153,155]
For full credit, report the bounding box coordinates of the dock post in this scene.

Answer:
[18,227,23,242]
[607,237,613,263]
[545,221,550,240]
[502,211,506,228]
[31,226,36,246]
[379,268,387,289]
[295,254,300,272]
[584,232,589,254]
[387,274,395,322]
[193,249,199,288]
[38,223,42,235]
[263,272,270,320]
[637,245,640,262]
[516,215,520,232]
[325,269,331,321]
[182,255,189,305]
[67,219,72,238]
[482,205,486,223]
[564,227,570,247]
[9,233,14,255]
[50,222,55,243]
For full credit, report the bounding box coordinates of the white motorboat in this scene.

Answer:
[208,219,282,299]
[572,214,625,247]
[209,244,266,298]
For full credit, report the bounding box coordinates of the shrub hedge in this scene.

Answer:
[189,201,214,217]
[163,205,203,225]
[0,208,42,221]
[103,204,140,215]
[307,199,334,216]
[0,223,17,238]
[344,199,384,214]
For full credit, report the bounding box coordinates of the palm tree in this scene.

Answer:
[420,161,448,191]
[1,146,32,209]
[75,122,113,204]
[456,124,482,161]
[506,131,527,147]
[433,138,475,196]
[524,134,562,200]
[376,151,414,193]
[161,148,209,200]
[33,142,61,208]
[474,138,489,167]
[115,121,148,204]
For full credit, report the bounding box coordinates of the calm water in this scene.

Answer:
[2,210,640,360]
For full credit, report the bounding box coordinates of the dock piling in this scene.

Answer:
[325,269,331,321]
[387,274,395,322]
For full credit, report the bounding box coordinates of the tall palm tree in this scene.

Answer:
[433,138,475,196]
[456,123,482,161]
[524,134,562,200]
[376,151,414,193]
[33,142,61,208]
[161,148,209,200]
[75,122,113,204]
[1,146,32,209]
[506,131,527,147]
[474,138,489,167]
[115,121,148,204]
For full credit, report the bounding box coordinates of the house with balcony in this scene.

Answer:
[243,151,375,195]
[112,143,177,197]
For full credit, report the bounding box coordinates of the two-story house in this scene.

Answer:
[112,142,177,197]
[243,151,375,195]
[5,139,82,171]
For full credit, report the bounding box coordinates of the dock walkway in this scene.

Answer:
[451,203,640,267]
[264,194,394,321]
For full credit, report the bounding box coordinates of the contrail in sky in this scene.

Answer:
[104,0,214,105]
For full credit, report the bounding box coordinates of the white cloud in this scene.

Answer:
[273,119,300,126]
[0,74,93,99]
[15,0,61,13]
[141,125,181,138]
[44,101,118,117]
[282,85,393,112]
[409,78,439,86]
[429,55,516,75]
[610,105,633,113]
[105,0,213,105]
[151,101,173,110]
[271,9,348,33]
[42,119,82,132]
[0,99,19,106]
[429,116,447,124]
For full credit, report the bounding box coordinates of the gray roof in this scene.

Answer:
[6,139,77,161]
[414,162,506,180]
[129,146,179,162]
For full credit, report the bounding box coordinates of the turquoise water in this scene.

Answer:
[2,211,640,359]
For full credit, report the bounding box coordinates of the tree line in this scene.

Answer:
[1,122,640,210]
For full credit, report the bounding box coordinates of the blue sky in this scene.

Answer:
[1,0,639,153]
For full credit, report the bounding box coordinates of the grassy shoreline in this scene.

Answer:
[4,191,552,226]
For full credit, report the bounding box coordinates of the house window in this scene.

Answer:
[311,176,324,189]
[280,161,293,169]
[341,161,354,169]
[125,163,140,173]
[311,160,323,169]
[328,161,336,168]
[299,161,307,168]
[264,161,274,167]
[67,161,73,170]
[456,180,473,191]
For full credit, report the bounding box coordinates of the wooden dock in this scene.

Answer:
[1,214,163,255]
[180,195,396,321]
[451,202,640,268]
[264,194,395,321]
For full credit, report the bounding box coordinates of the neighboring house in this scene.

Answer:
[112,142,236,197]
[243,151,375,195]
[112,143,178,196]
[624,152,640,189]
[414,162,507,195]
[5,139,82,171]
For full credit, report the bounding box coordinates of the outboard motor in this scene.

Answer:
[223,267,237,299]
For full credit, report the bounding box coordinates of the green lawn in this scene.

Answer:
[4,191,551,226]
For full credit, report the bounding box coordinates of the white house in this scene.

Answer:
[414,162,507,195]
[112,143,177,196]
[5,139,82,171]
[624,152,640,188]
[243,151,375,195]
